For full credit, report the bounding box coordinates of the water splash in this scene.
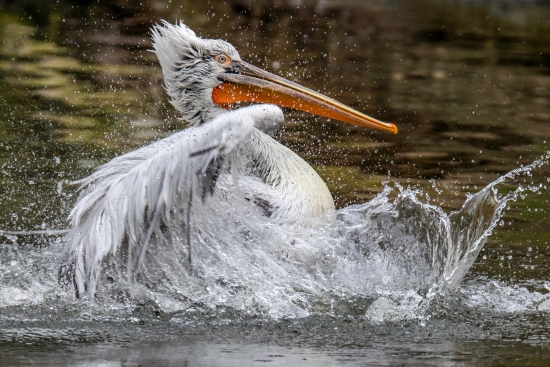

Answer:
[1,153,549,321]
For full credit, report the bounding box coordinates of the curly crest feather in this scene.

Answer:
[151,21,240,125]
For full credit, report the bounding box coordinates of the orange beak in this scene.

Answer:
[212,60,397,134]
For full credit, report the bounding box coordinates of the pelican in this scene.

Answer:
[59,21,397,298]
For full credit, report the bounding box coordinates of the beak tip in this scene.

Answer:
[383,123,398,134]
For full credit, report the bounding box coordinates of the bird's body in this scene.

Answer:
[235,128,335,223]
[59,22,397,298]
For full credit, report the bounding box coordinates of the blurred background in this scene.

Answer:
[0,0,549,284]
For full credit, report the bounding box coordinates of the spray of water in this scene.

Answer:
[1,152,549,321]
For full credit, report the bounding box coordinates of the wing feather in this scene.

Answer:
[58,107,272,298]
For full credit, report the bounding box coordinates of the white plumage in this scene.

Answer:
[59,22,343,298]
[152,22,238,125]
[60,105,285,296]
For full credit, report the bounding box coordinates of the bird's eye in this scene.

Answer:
[214,54,231,66]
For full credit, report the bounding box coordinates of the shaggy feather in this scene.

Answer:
[151,21,240,125]
[60,105,282,298]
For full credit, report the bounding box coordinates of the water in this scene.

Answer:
[1,0,550,364]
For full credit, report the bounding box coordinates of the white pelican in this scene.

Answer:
[59,21,397,298]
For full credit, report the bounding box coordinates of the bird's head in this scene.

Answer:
[152,21,397,133]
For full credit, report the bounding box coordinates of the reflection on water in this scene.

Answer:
[2,339,550,366]
[1,0,550,364]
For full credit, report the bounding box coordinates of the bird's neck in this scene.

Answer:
[174,87,225,125]
[239,129,335,224]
